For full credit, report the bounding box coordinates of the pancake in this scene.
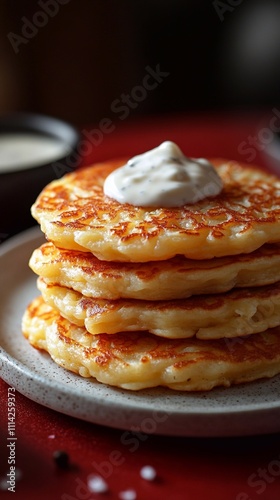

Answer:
[22,296,280,391]
[31,158,280,262]
[37,277,280,339]
[30,242,280,300]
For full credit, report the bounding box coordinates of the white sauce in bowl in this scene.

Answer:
[0,133,71,173]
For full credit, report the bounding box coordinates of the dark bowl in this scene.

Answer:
[0,112,80,238]
[262,131,280,178]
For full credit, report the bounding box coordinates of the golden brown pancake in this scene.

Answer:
[37,276,280,339]
[31,158,280,262]
[30,242,280,300]
[22,296,280,391]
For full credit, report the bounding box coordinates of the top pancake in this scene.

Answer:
[31,158,280,262]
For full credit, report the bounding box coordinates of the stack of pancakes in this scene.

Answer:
[22,156,280,391]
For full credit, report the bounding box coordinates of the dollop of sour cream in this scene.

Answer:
[103,141,223,207]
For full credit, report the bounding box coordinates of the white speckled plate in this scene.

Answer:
[0,227,280,437]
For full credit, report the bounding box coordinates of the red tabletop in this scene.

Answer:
[1,112,280,500]
[78,110,273,169]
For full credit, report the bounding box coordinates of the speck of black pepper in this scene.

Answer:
[53,450,70,469]
[128,160,137,167]
[170,157,183,165]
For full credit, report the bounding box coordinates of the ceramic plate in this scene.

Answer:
[0,227,280,437]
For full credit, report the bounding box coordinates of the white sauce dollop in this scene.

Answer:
[103,141,223,207]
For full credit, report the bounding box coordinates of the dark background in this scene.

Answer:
[0,0,280,127]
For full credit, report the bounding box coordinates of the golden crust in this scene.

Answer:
[22,296,280,391]
[37,276,280,339]
[30,242,280,300]
[31,158,280,262]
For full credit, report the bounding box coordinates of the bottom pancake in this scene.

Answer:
[22,296,280,391]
